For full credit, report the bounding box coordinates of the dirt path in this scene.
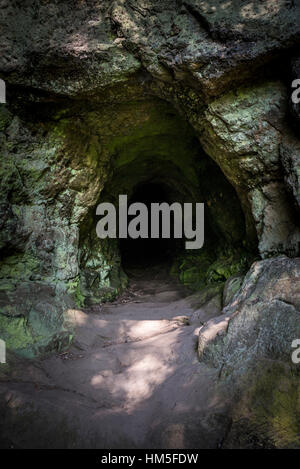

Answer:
[0,266,231,448]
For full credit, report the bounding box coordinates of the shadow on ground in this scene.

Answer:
[0,265,232,449]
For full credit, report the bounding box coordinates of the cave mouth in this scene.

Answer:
[78,99,252,303]
[120,182,184,271]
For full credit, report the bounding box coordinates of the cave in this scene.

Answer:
[1,0,300,451]
[75,101,251,305]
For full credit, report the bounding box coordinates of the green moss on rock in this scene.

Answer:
[0,315,36,358]
[226,361,300,449]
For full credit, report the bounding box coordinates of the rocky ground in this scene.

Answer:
[0,265,230,449]
[1,256,300,449]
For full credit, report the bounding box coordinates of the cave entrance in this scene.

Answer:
[120,182,183,271]
[78,99,253,304]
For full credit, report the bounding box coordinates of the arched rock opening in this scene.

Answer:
[6,87,298,355]
[77,102,251,305]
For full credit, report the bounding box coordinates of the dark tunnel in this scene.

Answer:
[120,182,184,270]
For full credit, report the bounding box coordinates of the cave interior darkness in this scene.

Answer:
[118,174,247,275]
[120,182,184,269]
[77,100,252,303]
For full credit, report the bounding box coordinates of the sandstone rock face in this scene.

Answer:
[199,81,300,256]
[198,256,300,447]
[2,1,300,97]
[281,131,300,212]
[0,3,299,449]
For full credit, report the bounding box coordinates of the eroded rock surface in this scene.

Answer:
[199,256,300,448]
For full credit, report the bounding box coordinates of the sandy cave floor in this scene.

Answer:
[0,265,231,449]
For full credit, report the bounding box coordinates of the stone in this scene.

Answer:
[223,275,244,308]
[198,256,300,447]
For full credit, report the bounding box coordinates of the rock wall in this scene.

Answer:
[199,256,300,447]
